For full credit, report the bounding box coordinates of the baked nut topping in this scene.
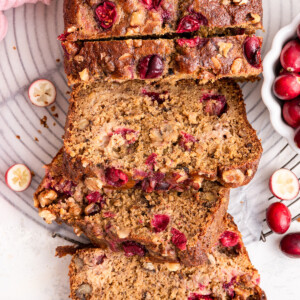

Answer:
[38,189,57,207]
[222,169,245,185]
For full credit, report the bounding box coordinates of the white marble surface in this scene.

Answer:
[0,0,300,299]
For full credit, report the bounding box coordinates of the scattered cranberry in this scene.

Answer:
[188,294,213,300]
[280,40,300,73]
[280,233,300,258]
[243,36,262,68]
[151,214,170,232]
[179,132,197,151]
[142,90,168,104]
[138,55,164,79]
[295,126,300,148]
[140,0,162,9]
[200,94,227,116]
[145,153,157,169]
[95,1,117,29]
[177,13,208,33]
[266,202,291,234]
[273,73,300,100]
[171,228,187,251]
[105,168,128,187]
[86,191,104,204]
[219,231,239,247]
[283,98,300,128]
[122,241,146,257]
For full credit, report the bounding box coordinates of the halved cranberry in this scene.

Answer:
[145,153,157,169]
[243,36,262,68]
[95,1,117,29]
[111,128,138,144]
[96,254,107,265]
[122,241,146,257]
[86,191,104,204]
[138,55,164,79]
[142,172,165,192]
[140,0,162,9]
[220,231,239,247]
[177,37,201,48]
[177,13,208,33]
[171,228,187,250]
[223,276,237,297]
[103,211,116,218]
[200,94,227,116]
[142,90,168,104]
[105,168,128,187]
[179,132,197,151]
[151,214,170,232]
[188,294,213,300]
[57,32,69,41]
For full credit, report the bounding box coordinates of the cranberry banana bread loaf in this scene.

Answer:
[63,79,262,189]
[35,150,229,266]
[63,0,262,41]
[68,214,266,300]
[63,35,262,85]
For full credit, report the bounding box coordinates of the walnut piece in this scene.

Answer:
[79,68,89,81]
[218,42,233,58]
[85,177,104,191]
[222,169,245,185]
[76,283,92,299]
[38,190,57,207]
[231,58,243,74]
[39,209,56,224]
[211,56,221,69]
[166,263,181,271]
[249,13,261,24]
[130,10,146,26]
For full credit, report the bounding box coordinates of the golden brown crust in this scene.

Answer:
[63,0,263,41]
[63,35,262,85]
[68,214,266,300]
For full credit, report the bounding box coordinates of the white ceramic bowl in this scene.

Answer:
[262,12,300,154]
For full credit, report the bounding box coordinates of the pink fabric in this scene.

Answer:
[0,0,50,41]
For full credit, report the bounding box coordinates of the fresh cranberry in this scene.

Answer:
[96,254,107,265]
[145,153,157,169]
[273,73,300,100]
[86,191,104,204]
[140,0,162,9]
[223,277,236,297]
[177,13,208,33]
[219,231,239,247]
[200,94,227,116]
[283,98,300,128]
[142,172,165,192]
[138,55,164,79]
[243,36,262,68]
[280,40,300,73]
[103,211,116,218]
[151,214,170,232]
[105,168,128,187]
[295,126,300,148]
[266,202,291,234]
[179,132,197,151]
[111,128,138,144]
[57,32,69,41]
[171,228,187,251]
[122,241,146,257]
[297,24,300,40]
[280,233,300,258]
[95,1,117,29]
[177,37,201,48]
[188,294,213,300]
[142,90,168,104]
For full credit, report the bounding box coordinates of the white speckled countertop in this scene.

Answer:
[0,0,300,299]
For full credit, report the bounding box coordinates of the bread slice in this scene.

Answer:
[63,79,262,189]
[63,0,263,41]
[63,35,262,85]
[35,149,229,266]
[67,214,266,300]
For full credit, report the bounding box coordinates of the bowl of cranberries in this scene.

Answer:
[262,13,300,153]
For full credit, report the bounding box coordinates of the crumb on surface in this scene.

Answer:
[35,137,39,142]
[40,116,49,128]
[31,171,35,177]
[297,217,300,223]
[13,46,16,50]
[16,135,20,139]
[56,58,60,62]
[51,106,56,112]
[38,130,42,134]
[53,113,59,118]
[66,91,71,95]
[53,122,56,126]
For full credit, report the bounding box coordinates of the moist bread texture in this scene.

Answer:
[63,0,263,41]
[35,150,229,266]
[68,215,266,300]
[63,35,262,85]
[62,79,262,189]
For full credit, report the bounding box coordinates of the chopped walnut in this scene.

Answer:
[150,122,179,147]
[166,263,181,271]
[117,228,131,239]
[85,177,104,191]
[130,10,146,26]
[67,26,77,33]
[76,283,92,299]
[38,190,58,207]
[39,209,56,224]
[77,119,89,130]
[211,56,221,69]
[79,68,89,81]
[231,58,243,74]
[222,169,245,185]
[249,13,261,24]
[218,42,233,58]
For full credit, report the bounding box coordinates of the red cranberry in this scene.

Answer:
[266,202,291,234]
[111,128,138,144]
[54,179,75,196]
[171,228,187,250]
[151,214,170,232]
[297,24,300,40]
[282,97,300,128]
[122,241,146,257]
[219,231,239,247]
[179,132,197,151]
[280,40,300,73]
[95,1,117,29]
[96,254,107,265]
[273,73,300,100]
[86,192,104,204]
[103,211,115,218]
[243,36,262,68]
[57,32,69,41]
[145,153,157,169]
[222,277,236,297]
[140,0,162,9]
[105,168,128,187]
[138,55,164,79]
[188,294,213,300]
[200,94,227,116]
[177,13,208,33]
[280,233,300,258]
[142,90,168,104]
[142,172,166,192]
[295,126,300,148]
[177,37,201,48]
